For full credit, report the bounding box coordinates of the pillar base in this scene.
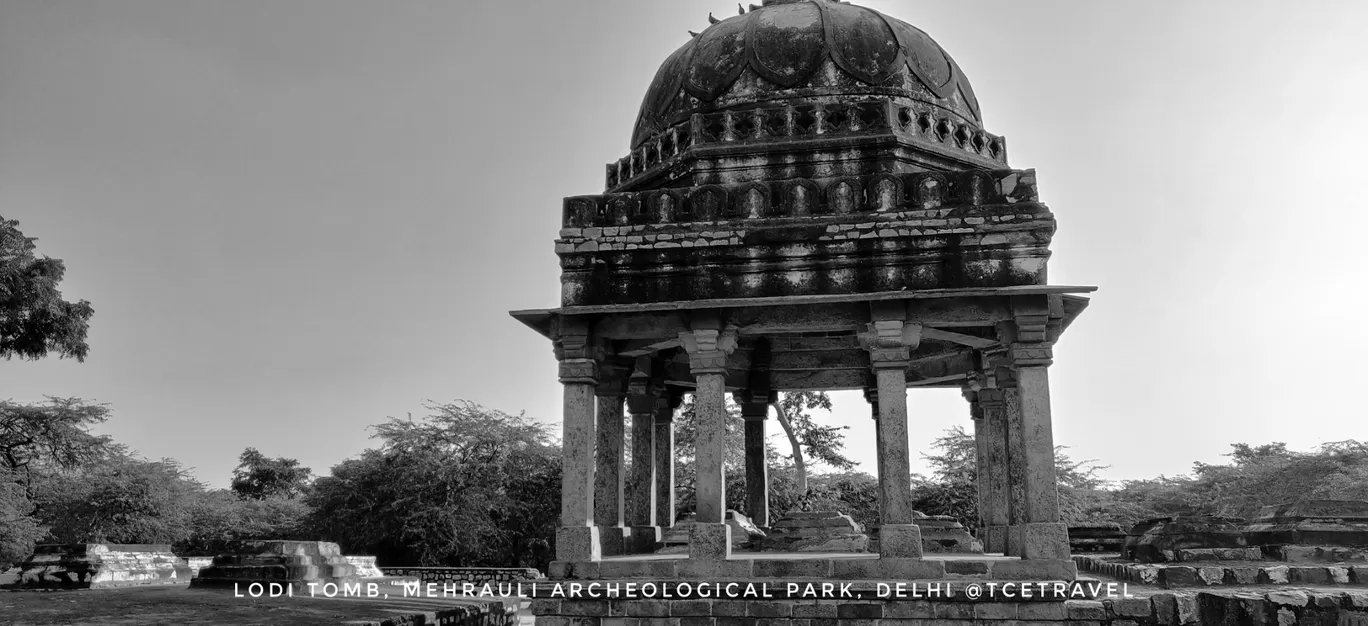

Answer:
[879,523,924,558]
[687,523,732,560]
[556,526,602,562]
[985,525,1009,554]
[1020,522,1071,560]
[628,526,661,554]
[596,526,628,557]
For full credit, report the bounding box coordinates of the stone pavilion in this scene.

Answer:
[511,0,1094,581]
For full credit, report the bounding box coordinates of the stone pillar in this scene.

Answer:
[626,385,656,552]
[654,393,680,527]
[1010,343,1070,560]
[863,386,887,515]
[861,310,923,558]
[966,389,987,537]
[737,391,770,528]
[1002,379,1028,557]
[978,388,1010,554]
[679,325,737,559]
[593,363,629,556]
[553,321,601,562]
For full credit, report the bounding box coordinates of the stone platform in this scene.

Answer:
[7,543,192,589]
[526,589,1368,626]
[189,540,358,591]
[0,580,519,626]
[1074,554,1368,588]
[549,552,1076,581]
[1244,500,1368,548]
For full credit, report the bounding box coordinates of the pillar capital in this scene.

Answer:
[558,359,599,385]
[734,389,771,421]
[1008,343,1054,368]
[595,358,632,397]
[554,317,605,385]
[678,328,738,374]
[654,391,684,424]
[859,320,922,368]
[977,387,1005,409]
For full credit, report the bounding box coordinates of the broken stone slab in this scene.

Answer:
[659,510,765,551]
[1243,500,1368,549]
[913,513,983,554]
[1265,545,1368,563]
[759,510,869,553]
[1124,516,1248,563]
[189,540,359,590]
[10,543,192,590]
[345,556,385,578]
[185,557,215,577]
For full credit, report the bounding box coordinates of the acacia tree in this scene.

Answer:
[307,401,561,568]
[230,448,313,500]
[913,425,1114,527]
[770,391,854,493]
[671,391,855,519]
[0,398,113,496]
[35,454,202,545]
[0,217,94,363]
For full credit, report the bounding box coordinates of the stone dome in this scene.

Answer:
[630,0,983,150]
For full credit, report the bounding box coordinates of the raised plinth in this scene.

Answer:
[548,553,1076,581]
[1124,516,1247,564]
[1243,500,1368,548]
[189,540,358,590]
[10,543,192,589]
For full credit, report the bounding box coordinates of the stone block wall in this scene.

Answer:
[13,543,192,589]
[378,567,543,584]
[190,540,357,589]
[530,590,1368,626]
[1074,554,1368,588]
[353,598,518,626]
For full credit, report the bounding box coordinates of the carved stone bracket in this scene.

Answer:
[863,386,879,416]
[859,320,922,369]
[678,328,739,375]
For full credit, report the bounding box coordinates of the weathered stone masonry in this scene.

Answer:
[511,0,1093,588]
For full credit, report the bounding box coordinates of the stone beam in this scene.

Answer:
[618,338,682,357]
[920,327,999,350]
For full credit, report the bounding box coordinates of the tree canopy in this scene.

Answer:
[306,401,561,568]
[0,217,94,362]
[230,448,313,500]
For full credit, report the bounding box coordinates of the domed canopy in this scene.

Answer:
[631,0,982,149]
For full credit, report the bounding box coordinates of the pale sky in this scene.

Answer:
[1,0,1365,489]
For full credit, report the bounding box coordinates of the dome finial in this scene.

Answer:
[708,12,720,24]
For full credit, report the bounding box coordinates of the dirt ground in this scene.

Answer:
[0,583,525,626]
